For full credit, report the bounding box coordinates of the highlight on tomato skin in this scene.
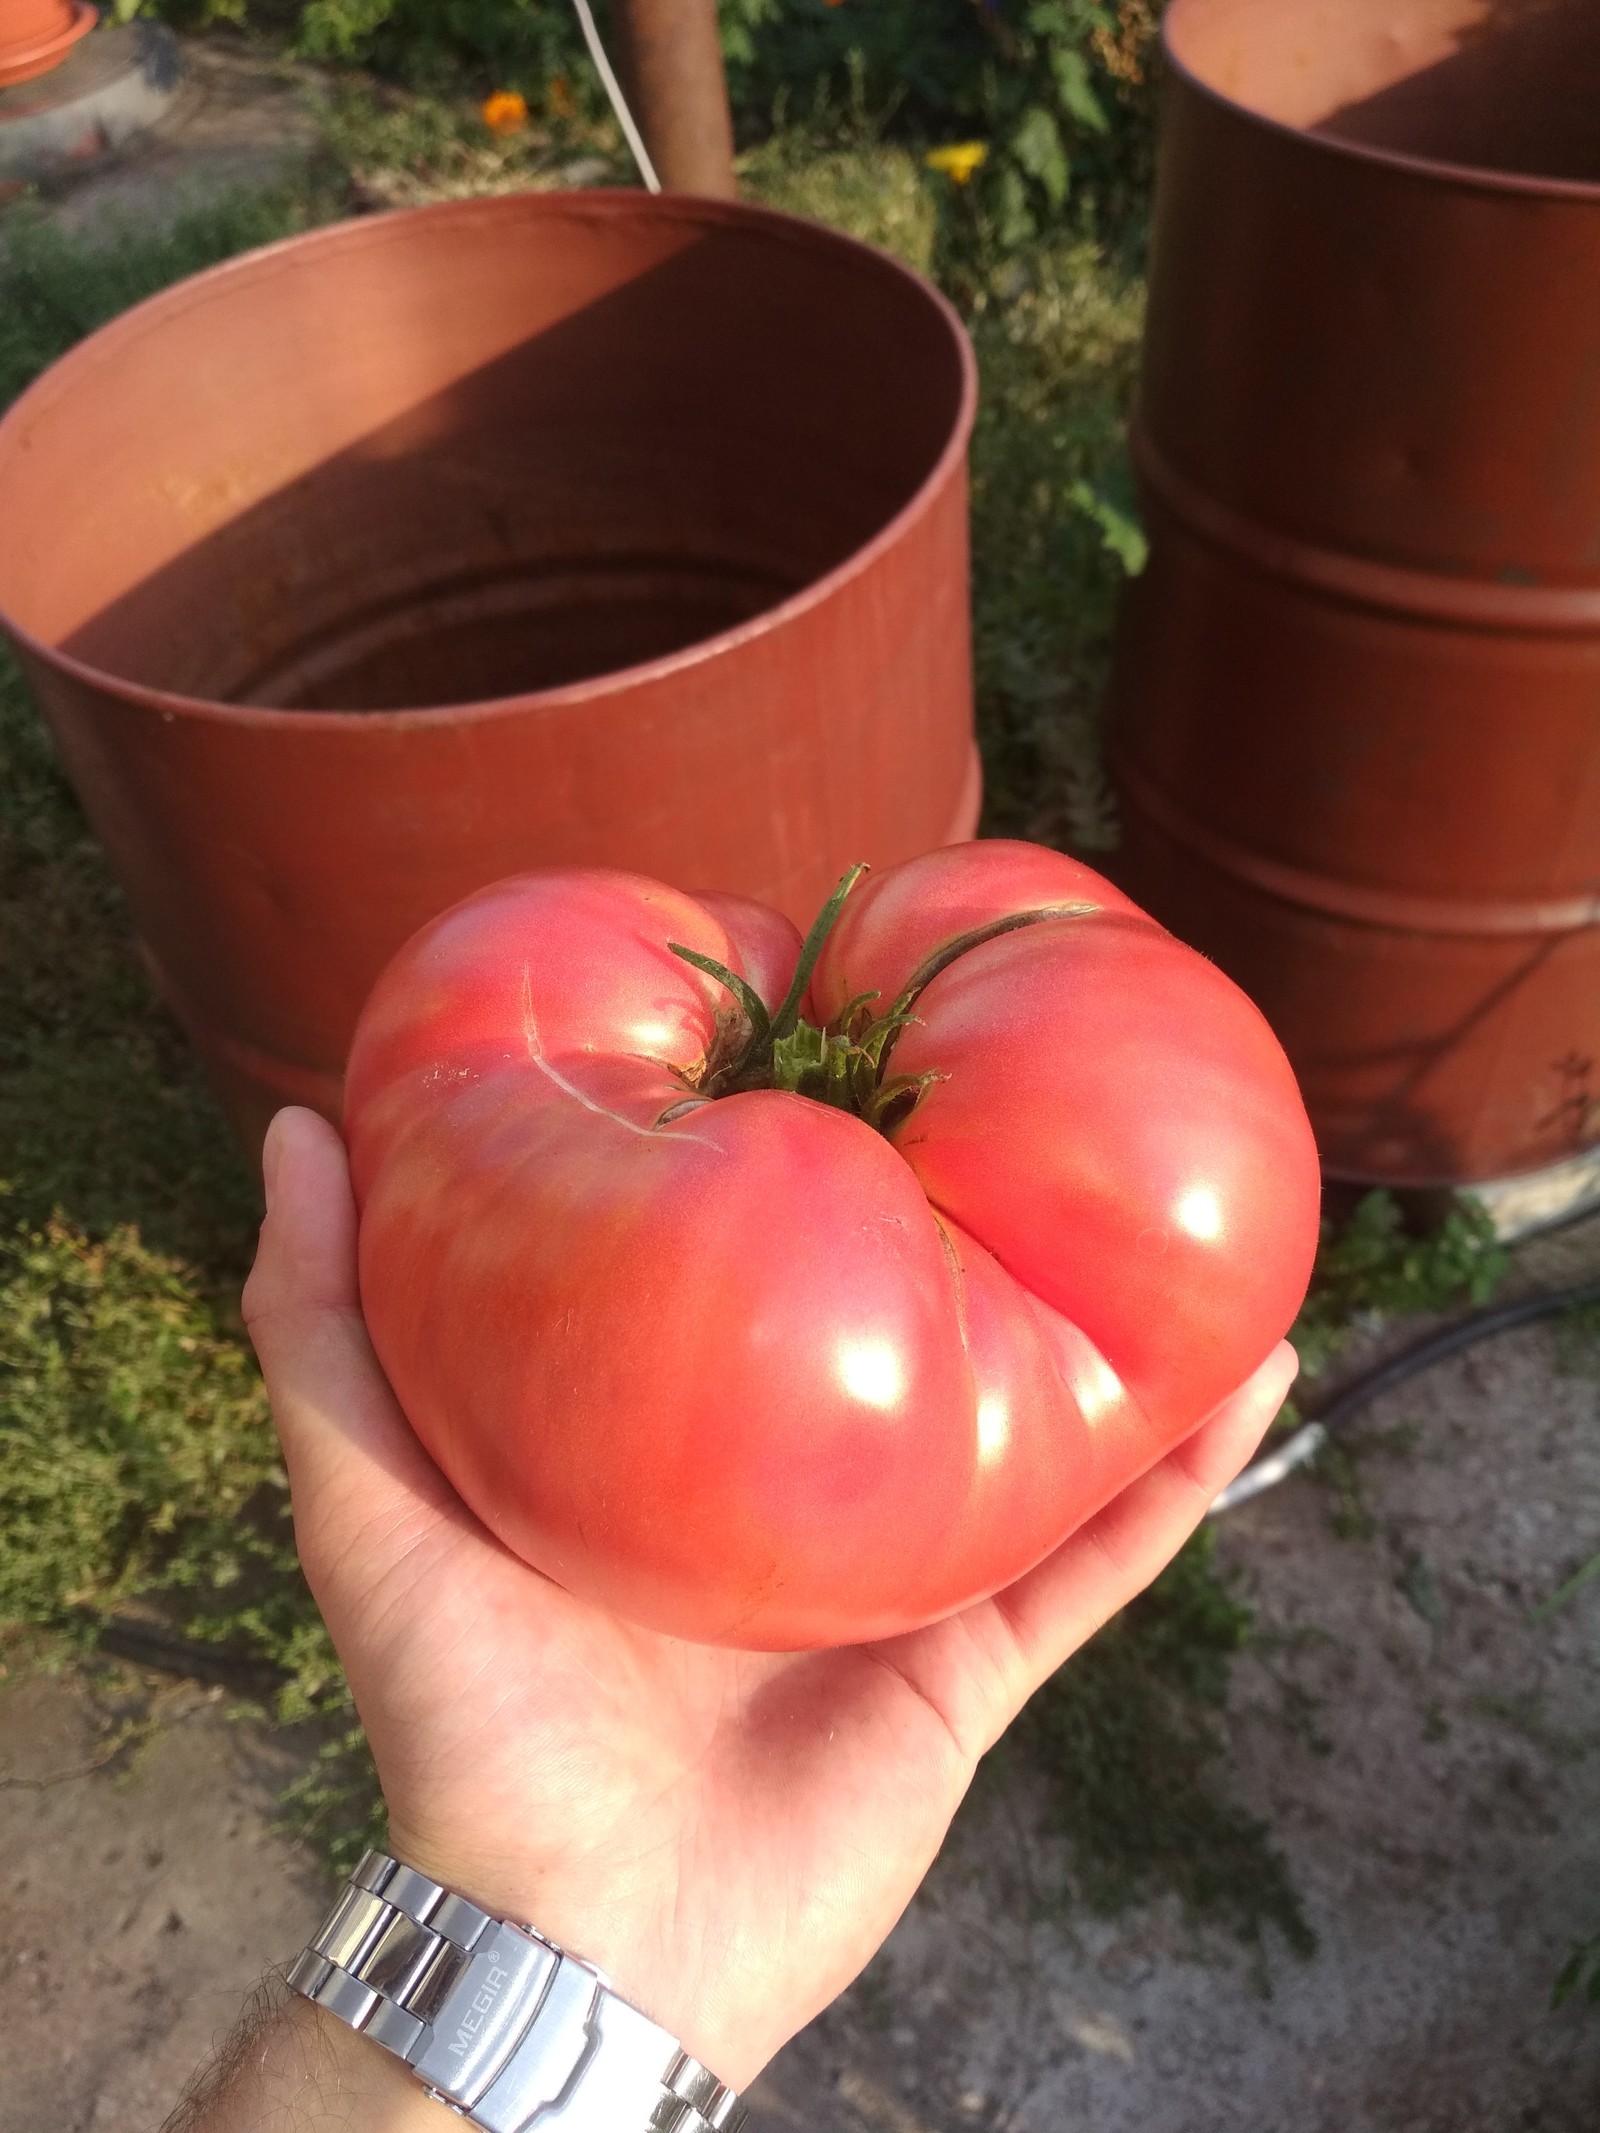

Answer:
[343,843,1322,1650]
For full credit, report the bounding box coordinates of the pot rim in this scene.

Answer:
[0,0,96,89]
[0,187,977,731]
[1163,0,1600,205]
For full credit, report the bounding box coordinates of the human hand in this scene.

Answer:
[242,1104,1296,2093]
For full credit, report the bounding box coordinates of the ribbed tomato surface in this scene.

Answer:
[344,843,1319,1648]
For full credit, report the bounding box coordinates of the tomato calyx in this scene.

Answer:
[668,868,1095,1134]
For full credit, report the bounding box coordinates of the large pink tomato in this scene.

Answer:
[344,841,1319,1649]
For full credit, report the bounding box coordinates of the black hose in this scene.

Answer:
[1210,1279,1600,1515]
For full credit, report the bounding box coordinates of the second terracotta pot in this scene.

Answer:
[0,192,979,1150]
[1110,0,1600,1188]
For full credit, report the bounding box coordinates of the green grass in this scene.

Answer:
[740,132,938,274]
[0,185,377,1862]
[313,72,628,207]
[0,183,348,409]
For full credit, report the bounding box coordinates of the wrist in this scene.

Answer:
[290,1844,756,2128]
[380,1822,756,2090]
[292,2002,449,2129]
[172,1990,447,2131]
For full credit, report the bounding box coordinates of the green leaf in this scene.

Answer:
[766,862,868,1044]
[1531,1545,1600,1622]
[1289,1191,1508,1381]
[1396,1554,1443,1629]
[1010,104,1070,208]
[1025,1,1109,39]
[1553,1932,1600,2010]
[1050,46,1110,135]
[992,164,1037,251]
[1070,477,1148,575]
[294,0,397,62]
[667,943,771,1042]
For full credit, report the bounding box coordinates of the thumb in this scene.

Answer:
[242,1105,462,1613]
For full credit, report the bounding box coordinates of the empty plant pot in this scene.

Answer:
[1110,0,1600,1188]
[0,191,979,1151]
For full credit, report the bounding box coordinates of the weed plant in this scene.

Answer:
[1555,1930,1600,2010]
[1012,1527,1316,1955]
[1290,1189,1506,1382]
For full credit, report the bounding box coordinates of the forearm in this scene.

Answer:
[163,1982,448,2133]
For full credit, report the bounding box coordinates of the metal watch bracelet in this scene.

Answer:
[288,1849,747,2133]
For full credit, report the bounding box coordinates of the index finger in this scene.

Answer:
[990,1340,1299,1701]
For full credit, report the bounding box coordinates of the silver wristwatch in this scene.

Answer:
[288,1849,747,2133]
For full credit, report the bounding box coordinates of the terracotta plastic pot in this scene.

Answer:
[0,192,978,1151]
[1110,0,1600,1188]
[0,0,94,87]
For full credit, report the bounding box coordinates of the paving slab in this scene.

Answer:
[21,32,322,236]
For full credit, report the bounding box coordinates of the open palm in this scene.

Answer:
[243,1105,1294,2091]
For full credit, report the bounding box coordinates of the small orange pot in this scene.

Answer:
[0,0,95,87]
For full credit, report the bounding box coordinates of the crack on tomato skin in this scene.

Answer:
[527,1044,662,1139]
[654,1097,711,1128]
[932,1215,975,1379]
[519,962,725,1152]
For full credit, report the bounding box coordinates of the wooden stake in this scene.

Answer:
[611,0,737,198]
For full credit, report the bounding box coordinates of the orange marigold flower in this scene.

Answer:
[547,73,575,119]
[924,140,988,184]
[481,89,529,137]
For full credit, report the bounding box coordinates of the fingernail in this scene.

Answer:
[261,1112,286,1209]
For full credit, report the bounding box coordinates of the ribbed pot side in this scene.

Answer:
[1110,0,1600,1187]
[0,192,978,1153]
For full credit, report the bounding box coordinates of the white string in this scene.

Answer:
[569,0,663,193]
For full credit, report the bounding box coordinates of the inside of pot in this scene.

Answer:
[1168,0,1600,184]
[3,203,965,711]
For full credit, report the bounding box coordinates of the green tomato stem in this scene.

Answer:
[667,943,771,1042]
[872,902,1095,1077]
[667,877,1093,1135]
[766,861,871,1044]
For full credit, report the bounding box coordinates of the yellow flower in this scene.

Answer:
[924,140,989,184]
[481,90,529,137]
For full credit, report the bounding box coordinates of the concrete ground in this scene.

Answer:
[4,1214,1598,2131]
[23,36,322,236]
